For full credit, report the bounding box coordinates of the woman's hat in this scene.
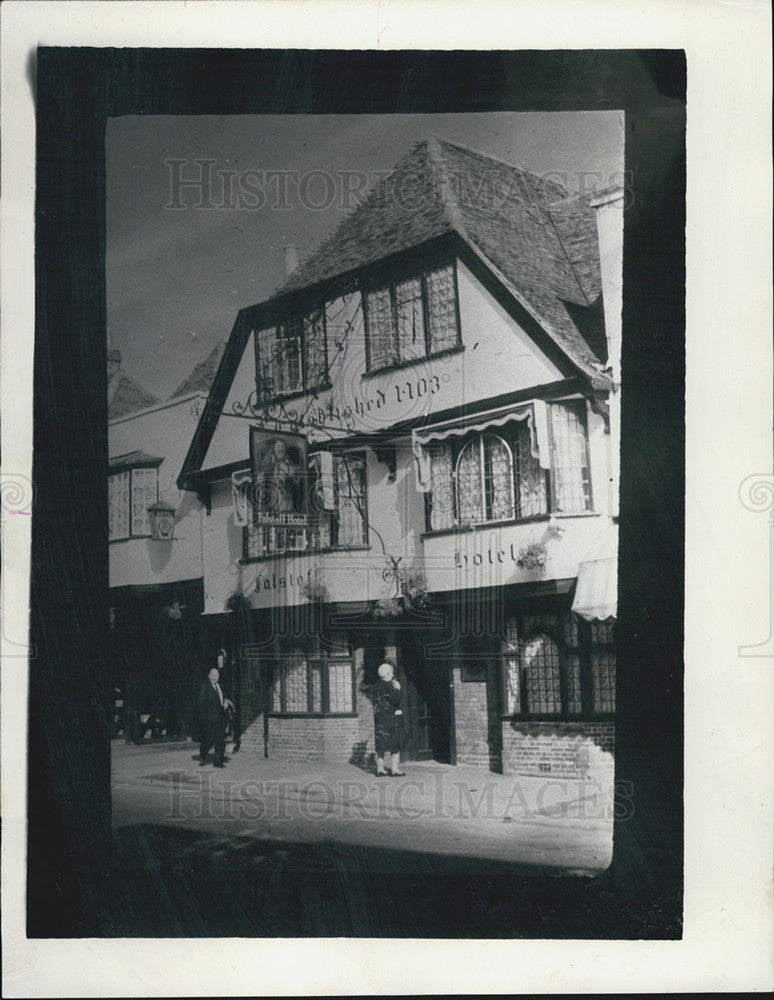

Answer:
[377,663,393,679]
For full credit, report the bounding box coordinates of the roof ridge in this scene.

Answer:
[424,134,469,240]
[543,200,593,306]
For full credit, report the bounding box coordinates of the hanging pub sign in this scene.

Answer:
[249,428,309,528]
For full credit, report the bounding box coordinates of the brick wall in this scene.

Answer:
[452,665,500,771]
[266,716,361,763]
[237,644,372,765]
[501,721,615,779]
[452,665,615,778]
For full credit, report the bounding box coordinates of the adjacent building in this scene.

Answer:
[175,136,622,777]
[108,343,226,737]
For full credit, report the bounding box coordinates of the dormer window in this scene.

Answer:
[254,308,328,401]
[363,261,460,373]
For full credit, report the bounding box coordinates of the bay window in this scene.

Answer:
[364,261,460,372]
[424,399,590,531]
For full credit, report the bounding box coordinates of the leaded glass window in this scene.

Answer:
[455,434,515,525]
[425,415,552,532]
[428,442,455,530]
[328,660,354,713]
[591,620,616,714]
[334,453,367,547]
[302,311,328,391]
[513,419,548,518]
[395,277,426,362]
[271,638,355,715]
[130,467,158,536]
[109,466,158,540]
[550,400,592,512]
[109,470,130,540]
[425,264,458,353]
[255,309,328,400]
[365,287,396,370]
[501,609,615,718]
[364,260,460,372]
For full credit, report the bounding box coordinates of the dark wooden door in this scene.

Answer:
[395,656,434,762]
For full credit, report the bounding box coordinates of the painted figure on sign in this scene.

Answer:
[258,437,302,515]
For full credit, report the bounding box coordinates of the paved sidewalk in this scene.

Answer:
[112,739,614,874]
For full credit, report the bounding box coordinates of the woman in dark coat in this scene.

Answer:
[372,662,405,776]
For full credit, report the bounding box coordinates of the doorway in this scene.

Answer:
[396,632,452,764]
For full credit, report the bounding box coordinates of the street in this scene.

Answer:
[106,739,619,937]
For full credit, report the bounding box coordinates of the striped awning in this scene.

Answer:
[572,522,618,622]
[411,399,550,491]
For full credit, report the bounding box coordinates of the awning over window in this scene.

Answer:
[571,522,618,622]
[411,399,550,491]
[109,450,164,472]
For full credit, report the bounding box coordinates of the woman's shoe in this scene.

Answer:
[389,771,406,777]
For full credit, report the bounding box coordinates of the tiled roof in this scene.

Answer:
[108,374,160,420]
[170,341,227,399]
[275,136,607,379]
[109,450,163,470]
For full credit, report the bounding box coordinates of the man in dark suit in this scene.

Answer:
[197,667,233,767]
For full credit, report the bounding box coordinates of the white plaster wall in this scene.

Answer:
[108,394,206,588]
[195,256,613,613]
[201,442,428,614]
[200,259,564,473]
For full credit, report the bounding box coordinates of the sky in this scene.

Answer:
[106,111,624,401]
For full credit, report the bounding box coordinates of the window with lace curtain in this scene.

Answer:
[363,261,460,372]
[425,402,591,531]
[501,609,614,718]
[271,633,355,715]
[549,400,592,512]
[426,421,548,530]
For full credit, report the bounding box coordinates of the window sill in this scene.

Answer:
[421,511,599,540]
[109,534,153,543]
[252,382,332,407]
[362,343,464,381]
[269,712,358,720]
[240,545,371,565]
[500,714,615,723]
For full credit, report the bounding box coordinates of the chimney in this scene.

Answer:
[107,348,122,380]
[284,244,299,278]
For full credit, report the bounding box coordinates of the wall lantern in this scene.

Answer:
[147,499,176,541]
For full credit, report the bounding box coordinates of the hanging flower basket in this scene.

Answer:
[300,567,329,605]
[373,558,432,619]
[517,541,548,572]
[373,597,405,620]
